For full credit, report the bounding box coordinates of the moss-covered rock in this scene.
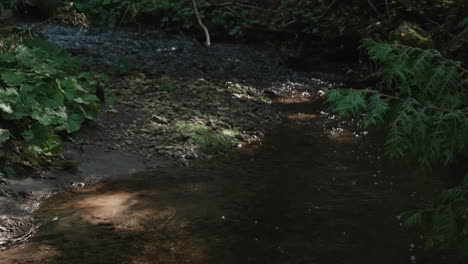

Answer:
[390,21,433,48]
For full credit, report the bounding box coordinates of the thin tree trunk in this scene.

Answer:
[192,0,211,47]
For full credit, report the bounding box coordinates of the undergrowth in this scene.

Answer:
[65,0,359,37]
[0,36,100,172]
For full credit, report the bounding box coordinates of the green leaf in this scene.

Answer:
[0,129,11,144]
[0,103,13,114]
[229,26,242,36]
[0,53,16,63]
[66,113,85,133]
[0,88,19,114]
[1,71,27,86]
[20,84,35,93]
[404,211,423,227]
[31,107,68,126]
[3,167,16,178]
[192,109,204,117]
[459,17,468,28]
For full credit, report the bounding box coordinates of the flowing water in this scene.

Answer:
[0,92,446,264]
[0,25,449,264]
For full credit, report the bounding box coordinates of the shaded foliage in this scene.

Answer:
[0,36,100,169]
[326,39,468,168]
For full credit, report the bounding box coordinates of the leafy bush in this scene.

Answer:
[326,39,468,168]
[0,37,99,164]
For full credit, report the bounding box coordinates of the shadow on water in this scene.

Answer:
[0,91,448,264]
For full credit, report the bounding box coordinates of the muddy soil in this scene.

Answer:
[0,25,451,263]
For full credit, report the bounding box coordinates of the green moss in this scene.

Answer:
[391,22,433,48]
[173,121,238,154]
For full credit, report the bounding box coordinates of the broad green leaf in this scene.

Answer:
[0,103,13,114]
[0,53,16,63]
[66,113,85,133]
[32,107,68,126]
[0,129,11,144]
[21,129,34,142]
[3,167,16,178]
[1,71,26,86]
[0,88,19,114]
[20,84,35,93]
[229,26,242,36]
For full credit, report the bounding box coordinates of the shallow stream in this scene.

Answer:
[0,25,448,264]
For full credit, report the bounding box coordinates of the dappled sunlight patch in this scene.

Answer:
[179,182,209,193]
[286,113,319,121]
[116,206,178,231]
[284,113,323,128]
[70,192,138,223]
[326,128,359,144]
[272,92,316,104]
[234,141,263,158]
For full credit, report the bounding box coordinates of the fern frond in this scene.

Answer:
[385,121,409,159]
[363,93,390,127]
[327,39,467,168]
[404,211,424,227]
[326,89,367,117]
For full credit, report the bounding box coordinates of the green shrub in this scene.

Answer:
[0,37,99,163]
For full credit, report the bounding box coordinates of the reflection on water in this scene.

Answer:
[0,92,445,264]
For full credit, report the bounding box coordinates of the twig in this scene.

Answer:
[318,0,338,19]
[192,0,211,47]
[117,4,130,30]
[215,2,280,12]
[367,0,380,16]
[384,0,390,16]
